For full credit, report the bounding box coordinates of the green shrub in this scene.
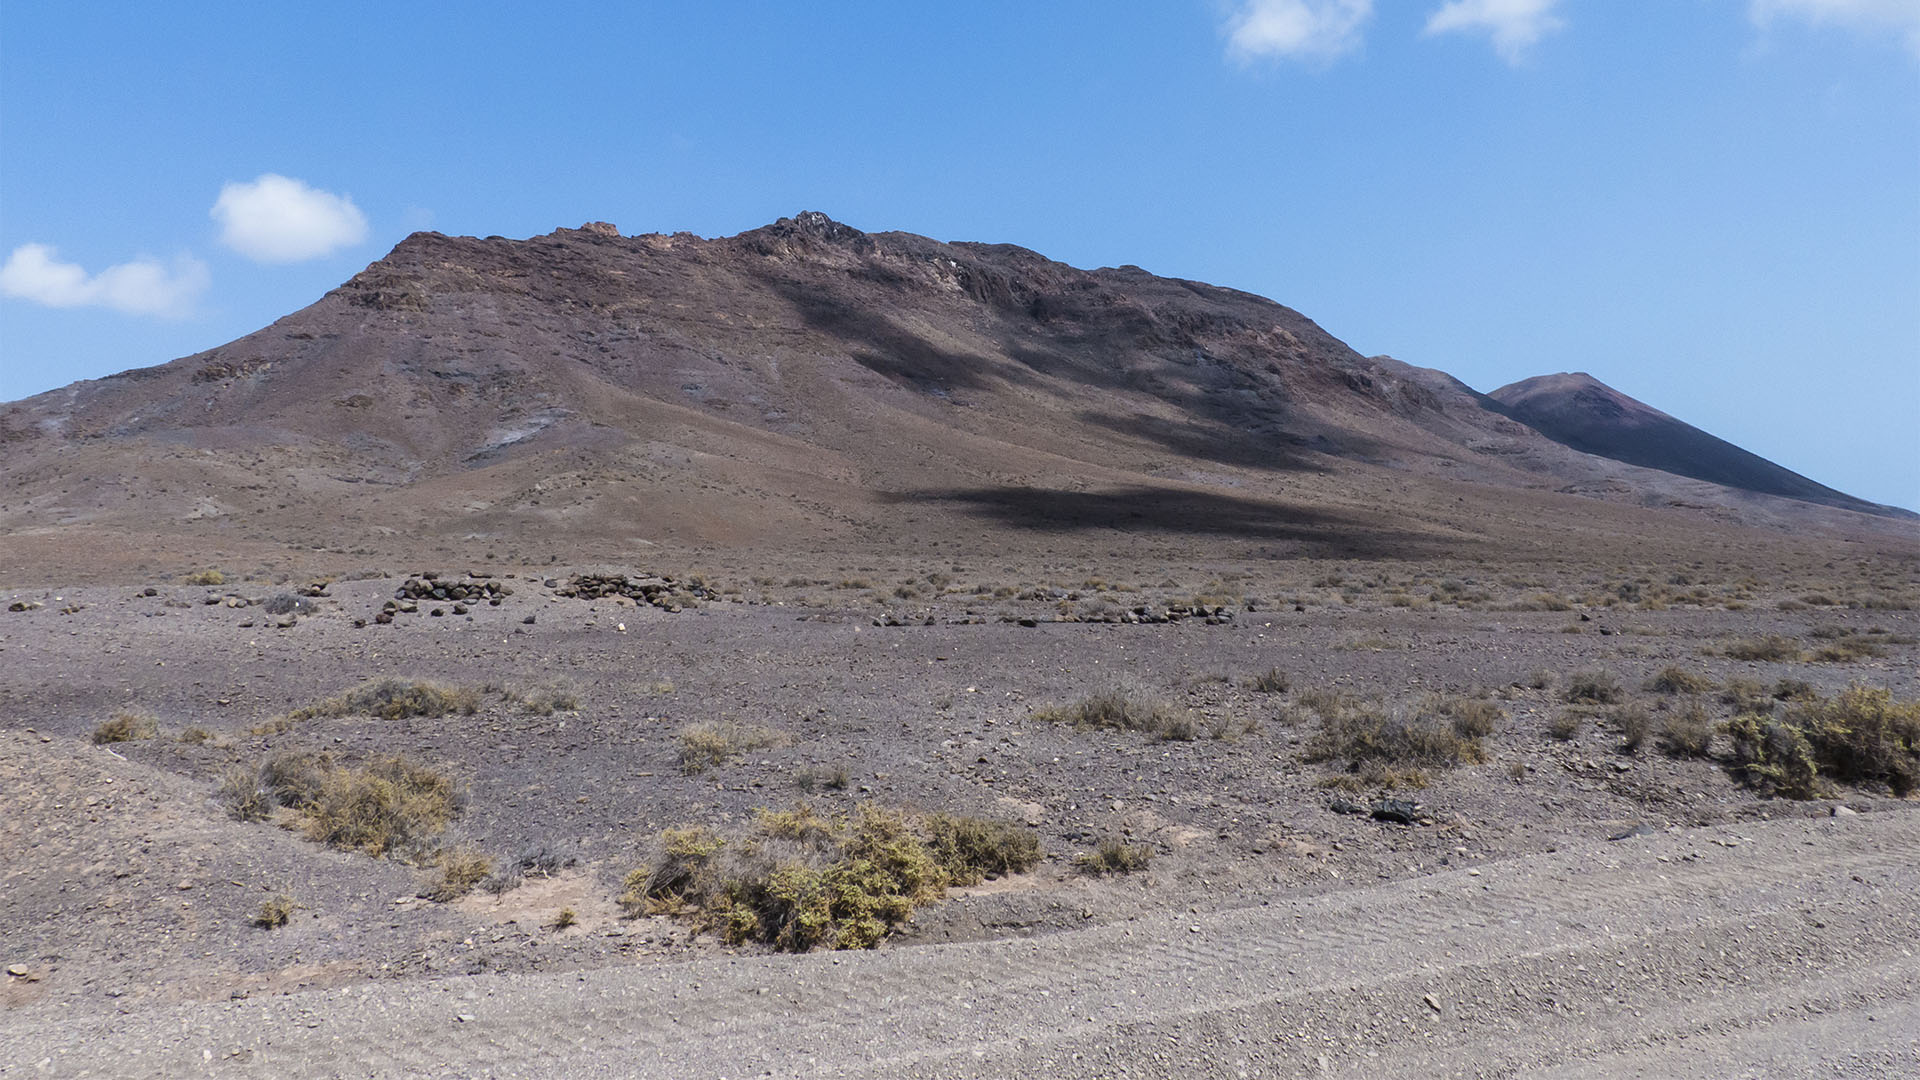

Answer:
[1723,684,1920,799]
[1074,839,1154,876]
[1727,713,1820,799]
[253,895,296,929]
[619,805,1040,951]
[1793,685,1920,796]
[92,709,159,744]
[923,813,1042,884]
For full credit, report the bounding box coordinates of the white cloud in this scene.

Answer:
[1424,0,1567,63]
[211,174,368,263]
[1226,0,1375,62]
[0,243,209,317]
[1750,0,1920,55]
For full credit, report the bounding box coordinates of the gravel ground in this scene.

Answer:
[2,572,1916,1076]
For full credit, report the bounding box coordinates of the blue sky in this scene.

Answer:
[4,1,1917,509]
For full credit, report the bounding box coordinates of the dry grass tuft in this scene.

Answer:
[1659,700,1716,757]
[292,678,482,723]
[1717,635,1803,663]
[678,721,789,774]
[220,750,458,860]
[1032,688,1205,742]
[1564,670,1622,705]
[1245,667,1291,694]
[1647,666,1715,695]
[1302,693,1490,772]
[1074,839,1155,876]
[424,848,495,902]
[92,709,159,744]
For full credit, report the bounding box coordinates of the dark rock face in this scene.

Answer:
[1489,373,1902,517]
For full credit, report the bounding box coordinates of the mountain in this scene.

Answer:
[1488,373,1904,518]
[0,212,1907,580]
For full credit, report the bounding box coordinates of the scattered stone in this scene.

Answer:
[7,600,43,612]
[1832,805,1859,817]
[1328,797,1366,816]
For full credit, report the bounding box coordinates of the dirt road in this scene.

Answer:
[6,809,1914,1079]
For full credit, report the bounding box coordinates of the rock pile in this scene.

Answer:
[378,571,515,623]
[556,572,717,613]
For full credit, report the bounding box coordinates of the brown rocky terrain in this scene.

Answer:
[2,213,1917,1077]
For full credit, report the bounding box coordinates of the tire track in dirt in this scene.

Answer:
[5,811,1914,1078]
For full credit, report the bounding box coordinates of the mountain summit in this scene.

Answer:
[1488,372,1889,516]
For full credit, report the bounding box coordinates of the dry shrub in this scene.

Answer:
[1720,678,1774,714]
[1811,637,1885,663]
[1659,700,1715,757]
[183,569,226,586]
[1435,696,1504,739]
[1245,667,1291,694]
[1647,666,1715,695]
[619,804,1040,951]
[222,750,459,859]
[424,848,495,902]
[291,678,482,723]
[1615,704,1654,751]
[1074,839,1154,876]
[1547,712,1583,741]
[1302,694,1488,771]
[178,725,213,744]
[92,709,159,744]
[1565,670,1622,705]
[1032,689,1204,742]
[1718,635,1803,662]
[511,681,580,715]
[300,755,458,857]
[253,895,296,929]
[678,721,788,774]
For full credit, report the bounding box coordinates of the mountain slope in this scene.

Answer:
[1488,372,1902,517]
[0,213,1906,580]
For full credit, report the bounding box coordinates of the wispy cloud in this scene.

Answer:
[0,244,209,317]
[1226,0,1375,63]
[211,174,368,263]
[1424,0,1567,63]
[1750,0,1920,56]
